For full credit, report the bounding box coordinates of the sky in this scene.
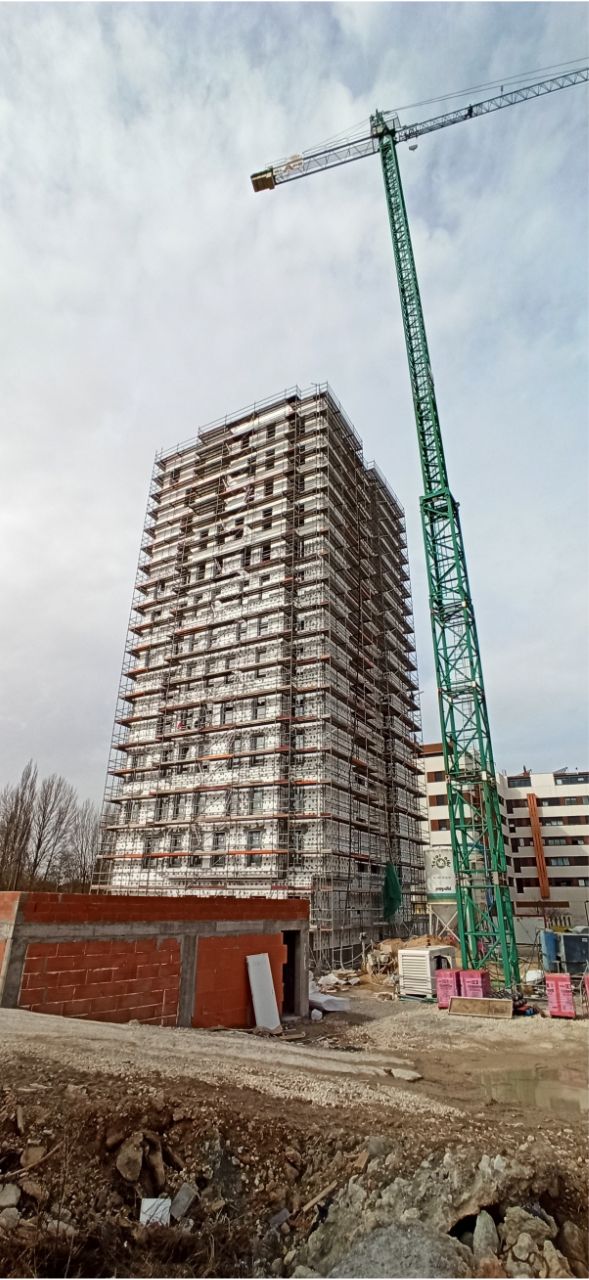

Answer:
[0,1,587,805]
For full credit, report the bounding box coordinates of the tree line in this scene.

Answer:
[0,761,100,892]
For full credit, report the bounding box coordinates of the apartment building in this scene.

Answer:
[94,386,427,964]
[421,744,589,929]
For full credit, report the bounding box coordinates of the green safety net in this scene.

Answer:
[383,862,402,920]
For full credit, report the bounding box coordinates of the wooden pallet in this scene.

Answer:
[448,995,513,1019]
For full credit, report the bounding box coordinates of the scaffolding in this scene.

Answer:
[93,385,427,964]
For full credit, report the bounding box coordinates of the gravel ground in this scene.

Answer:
[0,1008,459,1119]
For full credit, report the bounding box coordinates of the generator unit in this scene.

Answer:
[398,945,456,999]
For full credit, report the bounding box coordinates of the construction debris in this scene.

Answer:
[139,1196,171,1227]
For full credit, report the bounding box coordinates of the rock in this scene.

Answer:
[284,1147,304,1171]
[0,1185,21,1210]
[0,1207,21,1231]
[20,1144,46,1168]
[271,1260,283,1276]
[116,1131,144,1183]
[20,1181,44,1202]
[542,1241,575,1279]
[326,1221,474,1277]
[171,1182,199,1221]
[477,1256,507,1278]
[46,1218,76,1239]
[557,1222,588,1276]
[473,1211,500,1260]
[512,1232,536,1262]
[310,1010,323,1022]
[105,1122,128,1151]
[389,1068,423,1082]
[270,1207,291,1230]
[144,1133,166,1193]
[367,1136,395,1158]
[460,1230,474,1251]
[292,1269,321,1278]
[50,1203,73,1223]
[499,1206,556,1251]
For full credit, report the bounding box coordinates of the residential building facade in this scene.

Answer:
[421,744,589,930]
[93,386,427,964]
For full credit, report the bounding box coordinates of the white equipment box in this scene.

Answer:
[398,945,456,998]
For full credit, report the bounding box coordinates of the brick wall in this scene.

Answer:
[18,893,304,925]
[194,933,287,1029]
[19,938,181,1025]
[0,891,308,1030]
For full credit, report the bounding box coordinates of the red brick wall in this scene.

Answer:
[18,938,180,1026]
[19,893,307,926]
[194,933,287,1029]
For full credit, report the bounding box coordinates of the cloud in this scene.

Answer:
[0,2,586,800]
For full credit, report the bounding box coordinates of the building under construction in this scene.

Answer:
[93,385,427,965]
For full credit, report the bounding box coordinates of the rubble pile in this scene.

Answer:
[0,1076,363,1277]
[285,1142,588,1279]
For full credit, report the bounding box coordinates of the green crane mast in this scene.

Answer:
[251,67,588,990]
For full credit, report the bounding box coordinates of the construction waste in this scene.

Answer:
[287,1141,586,1278]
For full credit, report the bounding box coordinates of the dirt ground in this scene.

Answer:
[0,996,586,1277]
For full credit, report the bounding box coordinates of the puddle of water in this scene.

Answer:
[482,1066,587,1119]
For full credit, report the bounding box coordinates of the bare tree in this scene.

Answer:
[61,798,100,891]
[0,761,37,889]
[28,774,77,883]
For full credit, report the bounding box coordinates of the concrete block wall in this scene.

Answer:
[0,892,308,1030]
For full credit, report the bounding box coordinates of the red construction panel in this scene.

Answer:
[460,969,492,999]
[545,973,576,1019]
[436,969,461,1009]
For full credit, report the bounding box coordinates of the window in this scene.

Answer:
[245,853,255,867]
[241,433,251,451]
[242,547,252,570]
[250,788,264,814]
[247,828,263,850]
[555,772,589,786]
[262,508,272,530]
[507,776,531,788]
[253,696,266,720]
[211,854,226,868]
[264,479,274,497]
[261,543,271,563]
[196,563,206,581]
[258,616,269,635]
[265,450,275,470]
[213,831,226,851]
[188,855,202,868]
[427,770,445,783]
[170,467,180,484]
[221,703,235,725]
[266,423,276,440]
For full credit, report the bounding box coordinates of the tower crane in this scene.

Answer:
[251,67,588,990]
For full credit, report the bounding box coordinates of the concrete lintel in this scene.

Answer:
[13,918,307,944]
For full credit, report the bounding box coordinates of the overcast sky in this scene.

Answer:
[0,2,587,804]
